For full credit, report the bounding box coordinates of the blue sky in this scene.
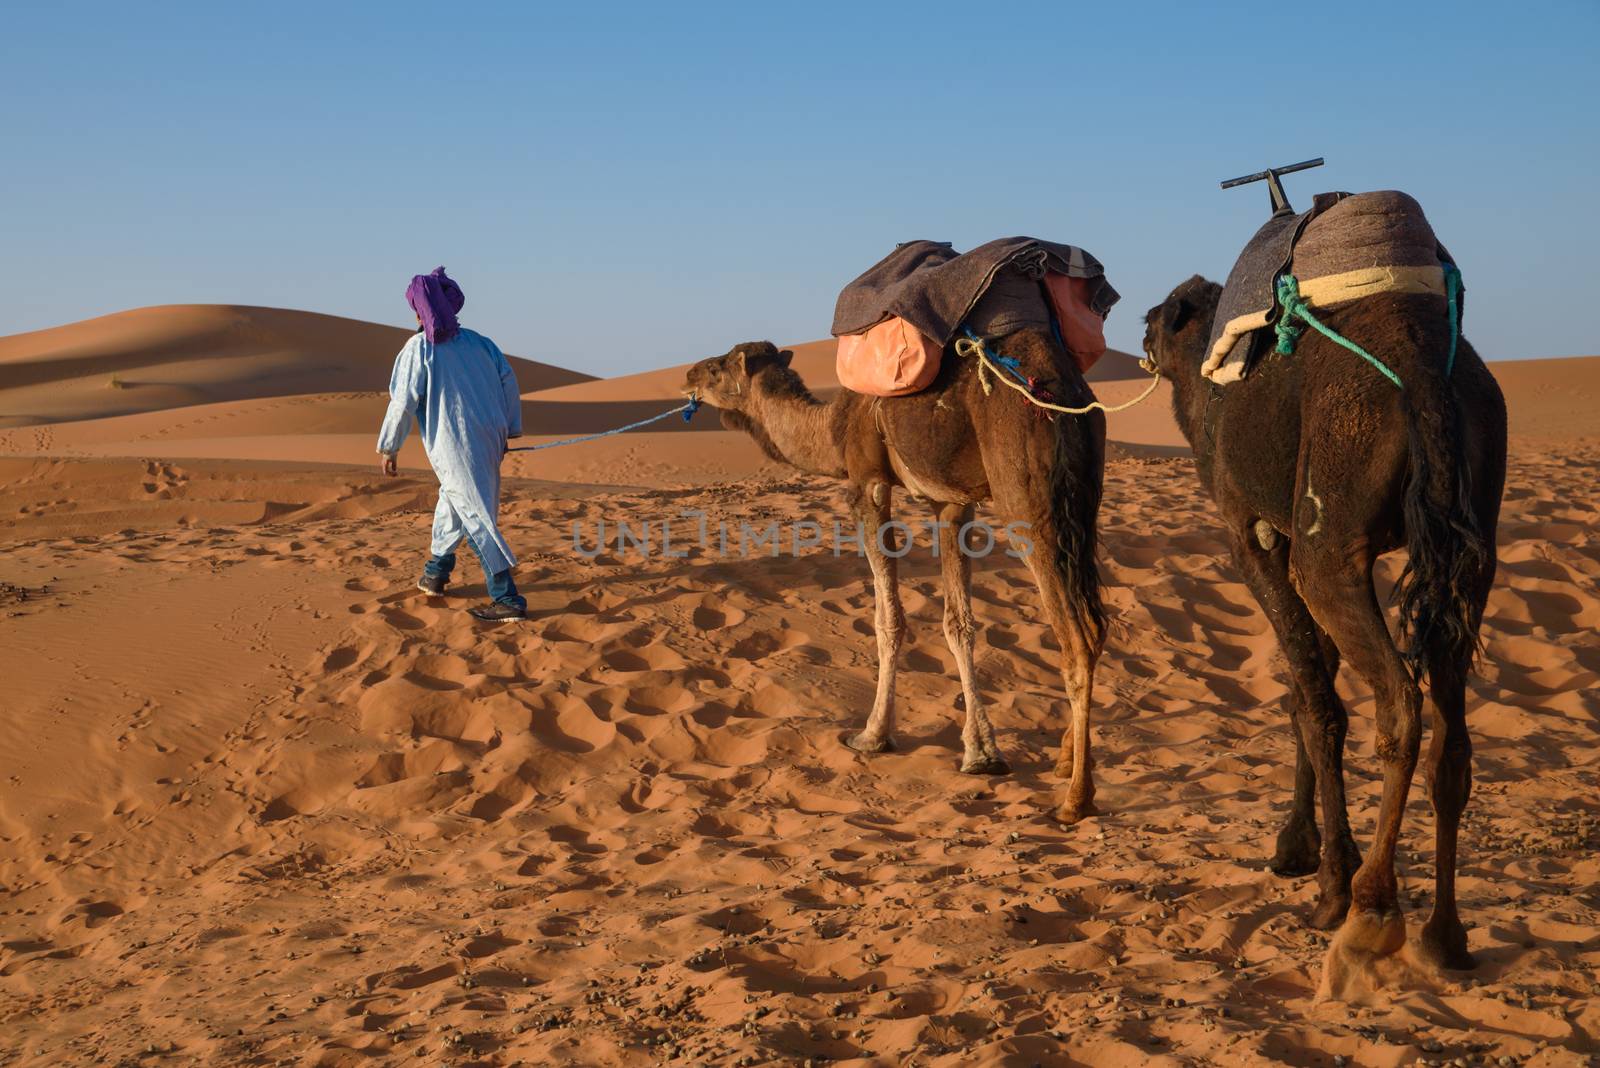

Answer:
[3,1,1595,374]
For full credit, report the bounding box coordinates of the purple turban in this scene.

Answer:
[405,266,465,343]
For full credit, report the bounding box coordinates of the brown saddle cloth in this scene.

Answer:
[832,237,1118,347]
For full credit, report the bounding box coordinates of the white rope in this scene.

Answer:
[953,337,1162,416]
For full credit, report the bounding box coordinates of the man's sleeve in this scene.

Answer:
[496,343,523,438]
[377,338,425,455]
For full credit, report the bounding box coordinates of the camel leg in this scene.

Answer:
[975,402,1103,823]
[1416,545,1495,970]
[1013,537,1100,824]
[1277,687,1322,877]
[1415,650,1474,970]
[1230,527,1362,928]
[1417,433,1500,971]
[935,503,1008,774]
[845,482,905,755]
[1294,541,1422,999]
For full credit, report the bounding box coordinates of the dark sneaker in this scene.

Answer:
[417,573,448,596]
[468,601,525,622]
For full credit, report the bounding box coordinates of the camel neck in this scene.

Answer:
[742,375,847,477]
[1164,327,1218,453]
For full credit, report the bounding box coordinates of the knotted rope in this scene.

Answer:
[955,329,1161,416]
[1274,274,1404,389]
[1273,268,1465,390]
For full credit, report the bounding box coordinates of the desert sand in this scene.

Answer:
[1,308,1597,1067]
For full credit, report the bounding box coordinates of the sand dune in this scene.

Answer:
[1481,356,1600,441]
[1,310,1598,1066]
[0,304,592,430]
[0,330,1171,482]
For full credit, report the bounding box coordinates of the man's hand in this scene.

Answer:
[381,453,399,477]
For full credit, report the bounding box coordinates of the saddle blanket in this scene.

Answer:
[832,237,1119,396]
[1205,190,1454,384]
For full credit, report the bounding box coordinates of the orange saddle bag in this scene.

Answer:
[1043,273,1109,374]
[834,316,942,397]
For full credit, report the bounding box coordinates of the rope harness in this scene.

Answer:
[1272,263,1463,390]
[954,328,1162,417]
[507,396,700,453]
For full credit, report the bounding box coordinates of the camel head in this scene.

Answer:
[1142,275,1222,376]
[682,341,794,414]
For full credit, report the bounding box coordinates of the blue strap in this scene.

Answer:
[1444,262,1462,377]
[508,397,700,453]
[961,327,1032,387]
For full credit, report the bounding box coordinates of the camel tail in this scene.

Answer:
[1047,405,1107,650]
[1394,354,1487,681]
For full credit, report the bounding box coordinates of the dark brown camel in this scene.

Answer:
[682,333,1107,822]
[1143,277,1506,996]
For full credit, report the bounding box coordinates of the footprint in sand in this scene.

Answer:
[691,592,748,631]
[402,653,472,690]
[59,898,128,931]
[358,741,469,788]
[542,615,621,644]
[322,645,360,671]
[730,628,811,660]
[622,682,696,716]
[379,605,436,631]
[467,775,535,822]
[599,644,685,673]
[524,694,617,754]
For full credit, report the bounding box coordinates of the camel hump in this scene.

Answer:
[1293,190,1444,279]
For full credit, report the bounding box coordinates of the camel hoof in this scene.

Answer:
[1317,908,1409,1002]
[1053,799,1098,825]
[959,754,1010,776]
[845,732,894,755]
[1270,852,1321,879]
[1270,822,1321,878]
[1308,892,1352,931]
[1417,919,1477,972]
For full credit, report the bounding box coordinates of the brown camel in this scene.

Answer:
[681,332,1107,822]
[1143,277,1506,995]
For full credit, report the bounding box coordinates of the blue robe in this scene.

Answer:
[377,328,522,574]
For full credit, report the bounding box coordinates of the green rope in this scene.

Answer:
[1274,274,1405,390]
[1444,262,1461,376]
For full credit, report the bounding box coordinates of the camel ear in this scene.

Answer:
[776,349,793,369]
[1161,298,1193,334]
[733,349,750,376]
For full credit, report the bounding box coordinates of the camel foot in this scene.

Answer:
[959,753,1010,776]
[1317,908,1411,1002]
[1417,914,1477,972]
[1053,750,1093,781]
[1053,797,1098,825]
[845,732,894,755]
[1307,890,1352,931]
[1054,748,1074,779]
[1270,818,1321,878]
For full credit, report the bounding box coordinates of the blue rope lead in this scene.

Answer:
[507,396,701,453]
[961,328,1031,387]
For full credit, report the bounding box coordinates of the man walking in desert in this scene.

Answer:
[377,267,527,621]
